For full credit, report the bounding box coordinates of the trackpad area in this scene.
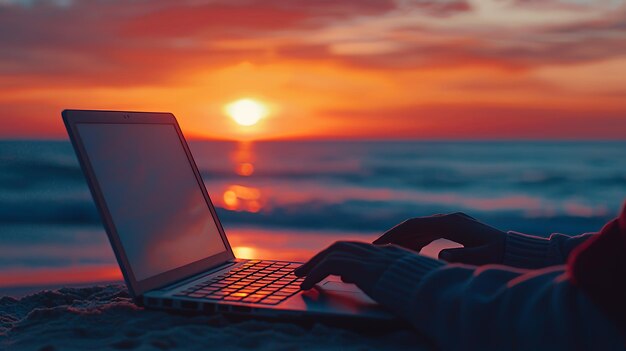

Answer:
[321,281,363,293]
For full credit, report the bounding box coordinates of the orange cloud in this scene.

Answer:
[0,0,625,139]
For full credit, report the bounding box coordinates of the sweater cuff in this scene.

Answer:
[503,231,552,269]
[373,254,445,318]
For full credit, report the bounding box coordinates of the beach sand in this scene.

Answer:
[0,285,431,351]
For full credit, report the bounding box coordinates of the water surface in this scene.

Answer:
[1,140,624,290]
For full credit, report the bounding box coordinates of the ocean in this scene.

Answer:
[1,140,625,292]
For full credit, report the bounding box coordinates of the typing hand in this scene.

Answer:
[373,212,506,265]
[294,241,414,294]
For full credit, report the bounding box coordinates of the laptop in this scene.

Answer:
[62,109,394,322]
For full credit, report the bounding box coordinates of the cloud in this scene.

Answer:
[2,0,625,85]
[320,104,626,139]
[292,0,626,69]
[0,2,272,86]
[0,0,72,7]
[0,0,400,86]
[0,0,625,139]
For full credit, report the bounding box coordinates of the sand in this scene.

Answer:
[0,285,432,350]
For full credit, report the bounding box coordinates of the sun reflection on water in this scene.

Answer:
[223,185,262,212]
[236,162,254,176]
[231,141,255,176]
[222,141,264,213]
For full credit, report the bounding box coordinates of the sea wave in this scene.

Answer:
[1,140,623,233]
[0,195,613,236]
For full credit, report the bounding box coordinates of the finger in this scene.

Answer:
[373,219,419,245]
[373,220,409,245]
[300,253,362,290]
[295,243,345,277]
[295,248,330,277]
[431,213,494,246]
[375,213,502,253]
[300,252,354,289]
[438,247,467,262]
[374,217,436,244]
[295,241,374,277]
[439,246,492,265]
[373,216,446,249]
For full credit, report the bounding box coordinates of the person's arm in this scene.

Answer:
[373,254,623,351]
[504,231,595,269]
[295,242,623,350]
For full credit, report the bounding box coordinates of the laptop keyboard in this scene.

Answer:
[175,260,304,305]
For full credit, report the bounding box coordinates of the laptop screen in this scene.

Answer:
[76,123,226,282]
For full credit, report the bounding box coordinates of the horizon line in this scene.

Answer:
[1,136,625,143]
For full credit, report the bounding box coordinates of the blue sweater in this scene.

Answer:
[372,232,625,350]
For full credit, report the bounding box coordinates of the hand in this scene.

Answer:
[373,212,506,265]
[294,241,414,293]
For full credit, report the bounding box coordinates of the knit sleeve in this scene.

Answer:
[503,231,595,269]
[373,254,445,308]
[372,255,623,351]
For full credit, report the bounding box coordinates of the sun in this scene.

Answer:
[225,98,268,127]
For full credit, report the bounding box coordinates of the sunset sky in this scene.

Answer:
[1,0,625,140]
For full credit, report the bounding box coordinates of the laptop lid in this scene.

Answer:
[63,109,235,297]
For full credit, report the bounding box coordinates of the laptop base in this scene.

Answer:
[143,259,396,323]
